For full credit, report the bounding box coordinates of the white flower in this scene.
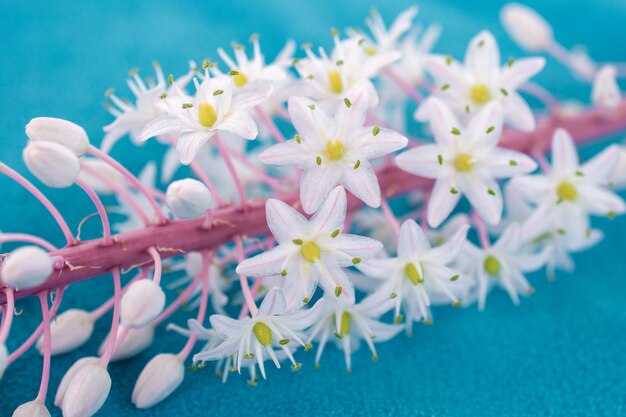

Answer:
[352,208,399,253]
[61,363,111,417]
[396,98,537,227]
[592,65,621,109]
[55,357,100,407]
[25,117,90,156]
[98,325,155,362]
[166,178,212,219]
[236,186,383,304]
[132,353,184,409]
[358,220,469,328]
[608,145,626,190]
[23,141,81,189]
[78,158,125,195]
[307,293,401,371]
[12,400,50,417]
[462,223,550,310]
[423,30,545,131]
[499,3,553,52]
[193,288,324,379]
[120,279,166,328]
[1,246,53,289]
[259,90,408,213]
[36,309,95,355]
[347,6,418,55]
[393,23,441,86]
[140,70,270,164]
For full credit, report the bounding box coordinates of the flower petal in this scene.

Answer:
[551,128,579,176]
[340,160,381,208]
[300,166,342,214]
[257,287,287,317]
[502,92,536,132]
[483,149,537,178]
[457,175,503,225]
[398,219,431,259]
[259,140,311,167]
[236,245,292,277]
[358,128,408,160]
[427,177,461,228]
[176,131,214,165]
[140,115,186,141]
[219,111,258,139]
[310,186,346,234]
[414,97,460,147]
[500,57,546,90]
[209,314,245,340]
[395,144,441,179]
[465,31,500,82]
[265,198,310,243]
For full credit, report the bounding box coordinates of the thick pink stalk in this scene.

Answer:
[0,162,74,246]
[256,107,286,143]
[76,179,113,246]
[2,101,626,305]
[35,292,51,403]
[0,233,56,251]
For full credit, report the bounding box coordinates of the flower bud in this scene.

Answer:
[1,246,53,289]
[36,309,95,356]
[23,141,81,188]
[592,65,621,109]
[98,325,155,362]
[78,158,125,194]
[500,3,553,51]
[166,178,213,219]
[54,357,100,407]
[25,117,90,156]
[61,363,111,417]
[0,343,8,380]
[12,400,50,417]
[132,353,184,409]
[121,279,166,328]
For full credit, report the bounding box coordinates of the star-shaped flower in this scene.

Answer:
[259,90,408,213]
[140,69,271,164]
[395,98,537,227]
[236,186,383,304]
[423,30,545,131]
[347,6,418,56]
[358,219,469,328]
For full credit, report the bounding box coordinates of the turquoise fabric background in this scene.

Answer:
[1,0,625,415]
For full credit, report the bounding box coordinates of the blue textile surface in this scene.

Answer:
[1,0,626,416]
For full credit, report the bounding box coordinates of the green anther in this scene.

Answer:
[576,171,584,176]
[500,88,509,97]
[336,60,344,66]
[422,319,433,326]
[438,154,443,165]
[556,228,566,235]
[608,210,617,220]
[304,343,313,351]
[330,27,339,36]
[556,181,577,201]
[507,57,515,67]
[478,39,485,47]
[351,258,361,265]
[159,92,168,99]
[486,126,495,134]
[279,339,290,345]
[291,363,302,372]
[243,353,254,359]
[202,60,211,69]
[306,75,314,80]
[302,297,310,303]
[404,262,423,285]
[395,314,404,324]
[187,364,198,372]
[354,159,361,170]
[509,160,518,166]
[198,102,218,127]
[339,311,351,337]
[450,274,459,281]
[182,103,194,109]
[372,354,379,362]
[292,239,303,245]
[451,127,461,135]
[295,134,302,144]
[168,74,174,85]
[390,292,397,299]
[301,241,321,263]
[452,301,462,307]
[484,255,500,276]
[328,69,343,93]
[252,322,273,346]
[335,286,343,297]
[247,379,257,387]
[308,104,316,110]
[487,188,496,196]
[445,55,452,65]
[450,187,458,194]
[331,229,340,238]
[344,98,352,108]
[291,59,300,66]
[213,89,224,96]
[454,154,475,172]
[442,84,450,91]
[325,140,345,160]
[281,269,287,277]
[228,70,239,75]
[470,84,491,104]
[316,156,322,166]
[465,105,471,113]
[372,126,380,136]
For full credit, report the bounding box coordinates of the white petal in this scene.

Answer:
[310,186,346,234]
[580,185,626,216]
[484,149,537,178]
[493,223,523,253]
[219,111,258,139]
[581,144,620,181]
[356,257,398,279]
[208,314,245,340]
[340,160,381,208]
[422,55,468,88]
[395,144,441,179]
[502,92,535,132]
[398,219,431,259]
[500,57,546,90]
[458,175,503,225]
[414,98,459,147]
[265,198,310,243]
[335,89,369,137]
[288,96,332,146]
[257,287,287,317]
[300,167,342,214]
[332,234,383,260]
[231,87,272,111]
[424,225,469,265]
[467,101,503,148]
[464,31,500,81]
[427,177,461,228]
[259,140,311,166]
[176,131,214,165]
[551,128,579,176]
[358,129,408,160]
[236,245,292,277]
[140,115,185,141]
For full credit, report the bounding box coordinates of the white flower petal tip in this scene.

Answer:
[54,357,100,407]
[36,309,95,356]
[98,325,155,362]
[25,117,90,156]
[1,246,53,289]
[120,279,166,328]
[61,363,111,417]
[592,65,621,109]
[166,178,213,219]
[132,353,184,409]
[12,400,51,417]
[23,141,81,189]
[0,343,7,381]
[500,3,553,51]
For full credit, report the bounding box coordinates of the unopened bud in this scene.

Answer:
[98,325,155,362]
[61,363,111,417]
[132,353,184,409]
[1,246,53,289]
[23,141,81,188]
[166,178,213,219]
[121,279,166,328]
[25,117,90,156]
[78,158,125,194]
[500,3,553,51]
[55,357,100,407]
[37,309,95,355]
[12,400,50,417]
[592,65,621,109]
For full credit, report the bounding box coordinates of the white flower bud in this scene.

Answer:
[25,117,89,156]
[121,279,166,328]
[78,158,125,194]
[12,400,50,417]
[55,357,100,407]
[500,3,553,51]
[0,343,8,380]
[1,246,53,289]
[98,325,155,362]
[166,178,213,219]
[61,363,111,417]
[36,309,95,356]
[23,141,81,188]
[592,65,621,109]
[132,353,184,409]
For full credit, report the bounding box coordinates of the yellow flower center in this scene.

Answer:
[301,241,321,263]
[252,322,273,346]
[364,47,377,56]
[556,181,577,201]
[339,312,351,337]
[484,255,500,276]
[328,70,343,94]
[325,140,345,161]
[198,102,218,128]
[233,72,249,87]
[470,83,491,104]
[454,153,475,172]
[404,262,423,285]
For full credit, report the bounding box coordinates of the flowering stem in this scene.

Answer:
[152,277,200,327]
[89,269,146,321]
[239,277,263,319]
[88,145,167,224]
[35,292,52,403]
[532,149,552,173]
[255,107,286,143]
[380,199,400,236]
[147,247,162,285]
[226,147,287,191]
[0,233,56,251]
[100,267,122,366]
[235,235,258,317]
[214,135,248,208]
[0,162,74,246]
[76,179,113,246]
[0,287,15,344]
[384,67,423,104]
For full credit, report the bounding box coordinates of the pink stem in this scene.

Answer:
[235,235,258,317]
[88,146,167,224]
[472,211,491,249]
[384,67,423,104]
[90,269,146,320]
[0,287,15,344]
[520,82,560,112]
[147,247,163,285]
[152,278,201,327]
[226,147,286,191]
[0,162,74,246]
[76,179,113,246]
[35,292,51,403]
[532,149,552,173]
[100,267,122,365]
[214,136,247,207]
[0,234,56,251]
[239,278,263,319]
[256,107,286,143]
[380,198,400,236]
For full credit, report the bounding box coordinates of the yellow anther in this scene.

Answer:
[404,262,423,285]
[233,72,249,87]
[301,241,321,263]
[325,140,345,161]
[198,102,218,127]
[252,322,273,346]
[328,69,343,94]
[556,181,577,201]
[365,47,377,56]
[470,83,491,104]
[340,312,351,337]
[484,255,500,276]
[454,153,475,172]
